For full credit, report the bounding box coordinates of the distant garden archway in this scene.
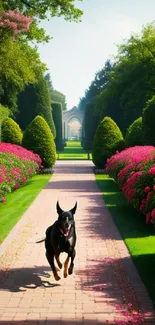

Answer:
[62,106,84,140]
[67,117,82,140]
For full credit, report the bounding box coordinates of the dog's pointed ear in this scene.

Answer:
[70,202,77,215]
[56,201,63,215]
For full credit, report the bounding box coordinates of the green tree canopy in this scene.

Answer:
[78,60,113,112]
[44,73,67,111]
[44,73,54,93]
[78,60,113,150]
[51,89,67,111]
[0,35,46,114]
[2,0,83,43]
[2,0,83,21]
[96,23,155,133]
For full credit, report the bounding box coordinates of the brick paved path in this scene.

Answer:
[0,161,155,325]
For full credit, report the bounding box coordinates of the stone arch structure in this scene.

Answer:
[62,106,84,140]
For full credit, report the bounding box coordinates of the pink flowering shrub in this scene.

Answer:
[0,143,42,167]
[0,143,42,203]
[106,146,155,224]
[0,9,32,35]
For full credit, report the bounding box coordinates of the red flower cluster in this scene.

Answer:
[106,146,155,224]
[0,9,32,35]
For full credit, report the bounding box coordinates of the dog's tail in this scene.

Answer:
[36,237,45,243]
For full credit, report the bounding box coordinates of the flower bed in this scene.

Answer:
[106,146,155,224]
[0,143,42,202]
[0,143,41,166]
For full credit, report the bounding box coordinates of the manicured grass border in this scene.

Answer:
[57,141,92,160]
[66,141,81,147]
[96,173,155,306]
[57,154,92,160]
[0,174,51,244]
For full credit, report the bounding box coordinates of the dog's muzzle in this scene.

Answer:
[59,224,71,237]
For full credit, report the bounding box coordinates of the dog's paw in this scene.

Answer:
[68,266,73,275]
[64,271,68,278]
[54,273,61,281]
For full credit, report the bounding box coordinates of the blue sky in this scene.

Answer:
[38,0,155,110]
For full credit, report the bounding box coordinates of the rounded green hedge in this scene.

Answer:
[143,96,155,145]
[22,115,56,168]
[92,116,125,168]
[1,117,23,145]
[125,117,143,147]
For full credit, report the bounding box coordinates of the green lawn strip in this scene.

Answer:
[57,141,92,160]
[57,154,89,160]
[66,141,81,147]
[61,147,86,154]
[96,174,155,305]
[0,174,51,244]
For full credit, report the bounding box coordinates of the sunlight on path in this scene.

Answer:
[0,161,154,324]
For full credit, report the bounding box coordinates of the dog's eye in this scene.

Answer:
[60,213,73,221]
[61,215,66,220]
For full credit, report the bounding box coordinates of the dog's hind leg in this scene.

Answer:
[68,249,76,275]
[46,251,61,281]
[64,255,70,278]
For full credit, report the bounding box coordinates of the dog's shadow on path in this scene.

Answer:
[0,266,60,292]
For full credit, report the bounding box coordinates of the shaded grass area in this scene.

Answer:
[96,173,155,305]
[0,174,51,243]
[57,140,92,160]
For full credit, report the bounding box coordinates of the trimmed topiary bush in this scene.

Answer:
[50,109,56,139]
[22,115,56,168]
[51,101,64,151]
[0,104,10,122]
[82,103,100,150]
[17,74,56,138]
[0,104,10,141]
[125,117,143,147]
[92,116,125,168]
[1,117,23,145]
[142,96,155,145]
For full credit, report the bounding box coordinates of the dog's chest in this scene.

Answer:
[57,235,72,252]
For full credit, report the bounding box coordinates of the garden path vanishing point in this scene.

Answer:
[0,160,155,325]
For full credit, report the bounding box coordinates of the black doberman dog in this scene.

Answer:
[37,201,77,281]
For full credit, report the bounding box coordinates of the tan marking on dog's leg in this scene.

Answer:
[64,256,70,278]
[46,251,61,281]
[55,254,62,269]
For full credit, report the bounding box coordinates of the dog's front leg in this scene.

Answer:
[64,255,70,278]
[46,251,61,281]
[68,249,76,275]
[55,253,62,269]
